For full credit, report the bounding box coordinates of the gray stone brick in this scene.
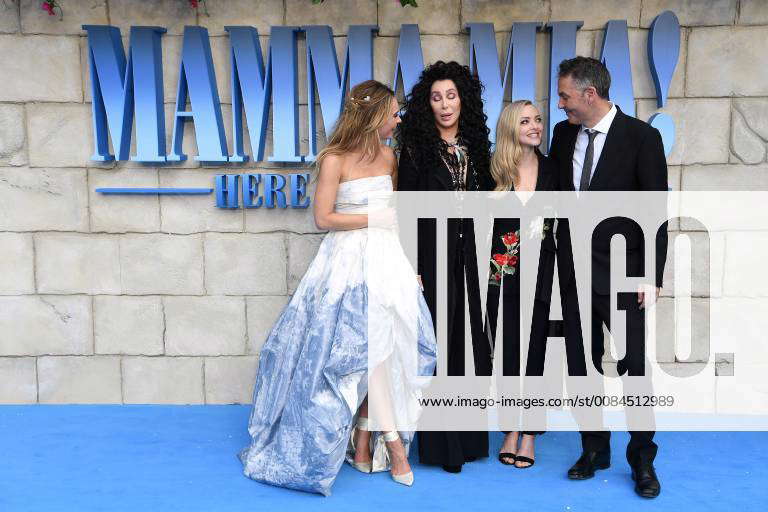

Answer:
[94,296,164,355]
[0,0,20,33]
[656,298,711,363]
[682,164,768,191]
[462,0,549,27]
[551,0,641,29]
[0,233,34,294]
[637,98,730,166]
[35,233,121,294]
[422,35,467,67]
[657,361,707,378]
[164,296,246,356]
[287,233,325,293]
[641,0,737,27]
[120,234,204,295]
[664,231,725,298]
[198,0,284,37]
[204,356,259,404]
[246,295,289,354]
[0,357,36,403]
[730,107,766,165]
[738,0,768,25]
[109,0,196,36]
[687,26,768,97]
[0,167,88,231]
[724,232,768,297]
[285,0,377,35]
[654,298,677,363]
[0,35,81,101]
[373,36,398,95]
[88,167,161,233]
[20,0,106,35]
[38,355,121,403]
[123,356,204,404]
[27,103,92,167]
[378,0,460,36]
[159,169,242,234]
[733,98,768,158]
[0,296,92,355]
[0,104,27,166]
[205,233,287,295]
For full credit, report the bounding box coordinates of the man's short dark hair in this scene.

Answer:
[557,57,611,99]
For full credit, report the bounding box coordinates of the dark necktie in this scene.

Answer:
[579,129,598,191]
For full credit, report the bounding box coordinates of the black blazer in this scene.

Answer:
[484,152,558,376]
[489,151,559,303]
[397,144,494,340]
[397,144,494,192]
[548,106,668,294]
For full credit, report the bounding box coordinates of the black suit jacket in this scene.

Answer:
[397,144,494,348]
[548,106,668,294]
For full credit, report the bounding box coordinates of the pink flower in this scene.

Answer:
[41,1,55,15]
[189,0,199,7]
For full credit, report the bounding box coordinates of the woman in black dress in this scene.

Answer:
[396,61,494,473]
[484,100,558,469]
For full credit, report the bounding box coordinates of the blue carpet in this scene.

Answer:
[0,405,765,511]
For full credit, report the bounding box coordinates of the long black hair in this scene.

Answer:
[395,61,491,185]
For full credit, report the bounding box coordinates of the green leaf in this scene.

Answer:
[491,260,501,271]
[312,0,324,4]
[502,266,516,275]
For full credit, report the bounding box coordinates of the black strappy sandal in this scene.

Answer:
[514,455,535,469]
[498,452,516,465]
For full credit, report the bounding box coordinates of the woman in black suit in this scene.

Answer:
[396,61,494,473]
[484,100,558,468]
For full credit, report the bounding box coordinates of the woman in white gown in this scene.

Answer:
[239,80,437,496]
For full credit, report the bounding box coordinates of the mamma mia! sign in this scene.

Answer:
[83,11,680,166]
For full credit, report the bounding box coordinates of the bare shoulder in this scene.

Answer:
[318,153,344,181]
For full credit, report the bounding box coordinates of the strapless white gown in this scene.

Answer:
[239,174,437,496]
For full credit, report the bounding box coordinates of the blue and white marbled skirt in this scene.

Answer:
[240,226,437,496]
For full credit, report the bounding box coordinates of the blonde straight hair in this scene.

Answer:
[491,100,534,191]
[315,80,395,170]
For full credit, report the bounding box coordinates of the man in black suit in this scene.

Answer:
[548,57,668,498]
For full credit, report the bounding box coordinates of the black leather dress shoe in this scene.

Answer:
[567,450,610,480]
[442,464,462,473]
[631,461,661,498]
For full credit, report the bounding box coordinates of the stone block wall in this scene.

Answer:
[0,0,765,404]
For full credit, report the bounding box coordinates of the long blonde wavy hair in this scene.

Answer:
[315,80,395,170]
[491,100,536,191]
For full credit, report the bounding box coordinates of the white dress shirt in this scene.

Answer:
[572,102,617,191]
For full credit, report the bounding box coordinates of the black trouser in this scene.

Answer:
[490,295,548,437]
[562,285,657,465]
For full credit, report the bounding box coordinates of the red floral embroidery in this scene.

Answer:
[502,232,519,246]
[489,230,520,286]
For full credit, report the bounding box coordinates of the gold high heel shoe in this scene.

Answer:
[350,416,372,473]
[383,431,414,486]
